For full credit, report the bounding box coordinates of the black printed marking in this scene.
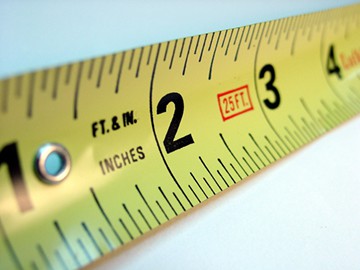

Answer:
[123,203,143,235]
[147,45,153,65]
[163,42,170,61]
[65,64,72,85]
[233,28,240,45]
[135,184,161,225]
[179,38,186,58]
[230,163,243,181]
[264,21,272,38]
[99,228,113,251]
[208,32,215,51]
[52,67,60,99]
[265,146,276,162]
[0,218,23,270]
[275,18,286,50]
[55,250,68,270]
[254,151,266,167]
[149,44,194,208]
[199,156,222,192]
[78,239,92,262]
[264,136,281,158]
[27,73,35,118]
[88,59,95,79]
[173,192,186,212]
[109,54,116,74]
[129,49,135,70]
[284,135,296,150]
[285,17,295,40]
[41,70,48,90]
[267,20,278,44]
[54,221,81,267]
[97,56,105,88]
[234,27,245,61]
[90,187,123,245]
[156,201,169,221]
[254,22,291,153]
[138,209,153,229]
[217,170,229,188]
[169,39,178,69]
[249,133,271,164]
[300,98,322,134]
[317,109,333,129]
[220,133,248,176]
[82,222,103,256]
[188,185,201,203]
[209,31,222,80]
[300,13,308,36]
[73,62,84,119]
[218,158,236,184]
[221,29,228,48]
[242,157,254,173]
[321,100,340,125]
[275,139,287,155]
[190,172,208,199]
[289,115,308,142]
[302,117,317,138]
[183,37,193,75]
[225,29,234,55]
[247,24,256,49]
[203,177,215,195]
[292,128,305,146]
[307,15,316,41]
[136,47,144,78]
[37,244,53,270]
[284,126,301,147]
[15,76,22,98]
[159,187,178,216]
[244,25,252,43]
[119,219,133,240]
[199,34,208,62]
[1,80,9,113]
[194,35,200,54]
[242,146,260,170]
[115,52,126,93]
[282,17,290,35]
[31,261,39,270]
[255,23,262,40]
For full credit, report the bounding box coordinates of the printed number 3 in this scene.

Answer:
[157,92,194,154]
[259,64,281,110]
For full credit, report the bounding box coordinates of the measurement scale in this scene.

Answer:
[1,3,360,269]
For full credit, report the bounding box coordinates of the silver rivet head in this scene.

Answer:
[35,143,71,184]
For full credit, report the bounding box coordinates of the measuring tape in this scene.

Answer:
[1,3,360,269]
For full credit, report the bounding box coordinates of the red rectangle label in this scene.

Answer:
[217,85,254,121]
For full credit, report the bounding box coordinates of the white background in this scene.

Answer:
[1,1,360,269]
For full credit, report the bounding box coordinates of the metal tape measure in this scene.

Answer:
[1,3,360,269]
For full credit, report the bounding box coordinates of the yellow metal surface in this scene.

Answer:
[1,4,360,269]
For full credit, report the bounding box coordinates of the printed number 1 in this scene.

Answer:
[0,142,33,212]
[157,92,194,154]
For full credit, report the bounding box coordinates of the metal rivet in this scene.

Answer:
[35,143,71,184]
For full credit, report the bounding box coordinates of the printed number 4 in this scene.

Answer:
[326,44,342,79]
[157,92,194,154]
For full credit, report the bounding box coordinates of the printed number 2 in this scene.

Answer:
[259,64,281,110]
[0,142,33,212]
[157,92,194,154]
